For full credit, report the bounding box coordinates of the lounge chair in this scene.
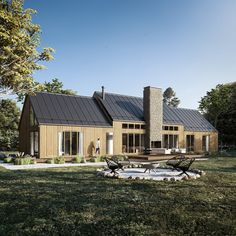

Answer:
[166,155,195,177]
[105,158,123,174]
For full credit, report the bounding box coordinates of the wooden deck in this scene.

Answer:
[128,154,204,161]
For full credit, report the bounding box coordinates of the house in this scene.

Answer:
[19,86,218,159]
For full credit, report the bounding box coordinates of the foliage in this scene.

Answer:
[14,157,33,165]
[46,159,54,164]
[0,99,20,150]
[163,87,180,107]
[0,0,54,96]
[17,78,77,102]
[199,83,236,146]
[111,155,129,162]
[3,157,13,163]
[74,155,86,163]
[0,158,235,235]
[53,156,65,164]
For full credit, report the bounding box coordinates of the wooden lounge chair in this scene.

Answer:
[105,158,123,174]
[166,155,195,177]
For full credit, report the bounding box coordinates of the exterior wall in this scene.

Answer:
[39,125,114,158]
[112,121,145,155]
[162,123,218,152]
[161,124,185,148]
[19,97,31,154]
[183,131,218,153]
[39,121,146,158]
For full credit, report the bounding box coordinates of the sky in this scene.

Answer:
[24,0,236,109]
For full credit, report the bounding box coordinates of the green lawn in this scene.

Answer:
[0,158,235,236]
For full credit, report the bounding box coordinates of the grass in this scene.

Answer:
[0,157,235,235]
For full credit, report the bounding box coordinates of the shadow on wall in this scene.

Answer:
[87,141,95,156]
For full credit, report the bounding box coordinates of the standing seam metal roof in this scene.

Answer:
[29,92,112,127]
[94,91,217,132]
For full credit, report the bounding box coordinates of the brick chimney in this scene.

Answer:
[143,86,163,149]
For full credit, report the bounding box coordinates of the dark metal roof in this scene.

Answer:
[163,105,217,131]
[93,92,144,122]
[29,92,112,127]
[94,91,217,132]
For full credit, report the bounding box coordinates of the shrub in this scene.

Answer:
[74,155,87,163]
[14,157,32,165]
[90,156,97,162]
[53,156,65,164]
[81,156,86,163]
[111,155,129,162]
[0,153,7,160]
[46,159,54,164]
[3,157,13,163]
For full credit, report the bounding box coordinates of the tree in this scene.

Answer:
[199,83,236,146]
[198,84,232,128]
[0,99,20,150]
[163,87,180,107]
[0,0,54,96]
[17,78,77,102]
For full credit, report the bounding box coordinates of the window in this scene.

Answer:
[186,135,194,152]
[59,131,82,156]
[174,126,178,131]
[135,124,140,129]
[164,126,169,130]
[202,135,210,152]
[122,133,145,153]
[141,125,145,129]
[122,124,128,129]
[30,131,38,156]
[122,134,128,152]
[129,124,134,129]
[169,126,173,131]
[162,134,179,149]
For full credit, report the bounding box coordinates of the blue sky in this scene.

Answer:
[24,0,236,109]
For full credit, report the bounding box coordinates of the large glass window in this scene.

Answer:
[163,134,179,149]
[122,133,145,153]
[122,134,128,153]
[186,135,194,152]
[72,132,77,155]
[30,131,39,156]
[59,131,82,156]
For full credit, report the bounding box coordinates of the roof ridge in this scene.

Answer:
[35,91,93,99]
[94,91,142,99]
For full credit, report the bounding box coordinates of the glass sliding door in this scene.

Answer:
[59,131,83,156]
[186,135,194,152]
[72,132,77,155]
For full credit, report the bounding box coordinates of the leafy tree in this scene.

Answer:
[198,84,232,128]
[0,99,20,150]
[199,83,236,146]
[163,87,180,107]
[17,78,77,102]
[0,0,54,96]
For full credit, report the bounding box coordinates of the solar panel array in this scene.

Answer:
[29,92,111,127]
[94,92,217,132]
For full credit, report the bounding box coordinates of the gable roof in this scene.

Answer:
[94,91,217,132]
[93,91,144,121]
[29,92,111,127]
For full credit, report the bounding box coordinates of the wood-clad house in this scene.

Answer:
[19,86,218,159]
